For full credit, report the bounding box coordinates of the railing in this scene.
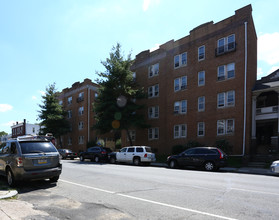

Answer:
[215,42,236,56]
[256,106,278,115]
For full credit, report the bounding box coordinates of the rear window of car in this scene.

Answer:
[19,141,57,154]
[144,147,152,153]
[136,147,144,152]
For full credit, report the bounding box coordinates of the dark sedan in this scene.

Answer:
[58,149,78,160]
[167,147,228,171]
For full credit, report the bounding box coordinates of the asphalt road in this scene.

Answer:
[15,160,279,220]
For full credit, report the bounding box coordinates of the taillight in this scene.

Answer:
[16,157,23,167]
[217,149,224,159]
[101,151,106,154]
[144,153,147,158]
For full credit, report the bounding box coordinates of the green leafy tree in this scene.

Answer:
[38,83,70,147]
[93,43,149,145]
[0,131,8,137]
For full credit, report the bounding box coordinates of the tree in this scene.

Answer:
[38,83,70,147]
[0,131,8,137]
[93,43,149,145]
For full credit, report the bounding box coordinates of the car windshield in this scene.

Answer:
[19,141,57,154]
[65,149,73,153]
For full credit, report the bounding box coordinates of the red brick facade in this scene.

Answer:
[125,5,257,155]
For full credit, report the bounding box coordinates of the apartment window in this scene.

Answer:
[127,130,136,141]
[198,46,205,61]
[198,122,205,137]
[132,72,136,81]
[174,52,187,68]
[68,110,72,119]
[67,97,72,105]
[148,63,159,77]
[77,92,84,102]
[198,71,205,86]
[78,121,84,130]
[174,100,187,114]
[78,106,84,115]
[174,76,187,92]
[174,124,187,139]
[148,128,159,140]
[198,96,205,112]
[59,100,63,105]
[217,119,235,135]
[217,91,235,108]
[148,84,159,98]
[218,63,235,81]
[217,34,235,55]
[68,137,72,145]
[148,106,159,119]
[78,136,84,144]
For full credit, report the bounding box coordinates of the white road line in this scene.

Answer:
[60,179,237,220]
[231,187,279,196]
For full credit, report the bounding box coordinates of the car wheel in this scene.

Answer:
[80,155,84,161]
[49,176,59,182]
[169,160,177,169]
[110,157,116,164]
[94,156,100,163]
[204,161,215,171]
[6,168,16,187]
[133,157,141,166]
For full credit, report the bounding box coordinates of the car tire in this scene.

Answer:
[49,176,59,182]
[169,160,177,169]
[80,155,84,162]
[110,157,116,164]
[133,157,141,166]
[6,168,16,187]
[204,161,215,171]
[94,156,100,163]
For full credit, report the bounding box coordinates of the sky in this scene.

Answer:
[1,0,279,134]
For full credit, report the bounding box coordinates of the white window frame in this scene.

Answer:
[148,84,159,98]
[174,76,187,92]
[217,119,235,135]
[148,106,159,119]
[148,128,159,140]
[67,96,72,105]
[174,100,187,114]
[198,71,205,86]
[198,122,205,137]
[78,121,84,130]
[218,63,235,81]
[174,124,187,139]
[78,106,84,115]
[217,91,235,108]
[68,137,72,145]
[217,34,235,54]
[68,110,72,119]
[198,96,205,112]
[127,130,136,141]
[174,52,187,69]
[148,63,159,77]
[198,45,205,61]
[78,136,84,144]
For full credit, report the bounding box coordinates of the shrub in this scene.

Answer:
[215,139,232,154]
[186,140,203,148]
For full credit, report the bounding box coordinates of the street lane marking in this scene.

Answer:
[60,179,237,220]
[231,187,279,196]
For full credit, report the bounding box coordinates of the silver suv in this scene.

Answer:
[0,136,62,186]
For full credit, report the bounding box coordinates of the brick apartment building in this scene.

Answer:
[126,5,257,155]
[58,79,100,153]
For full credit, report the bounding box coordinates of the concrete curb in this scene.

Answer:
[0,190,18,200]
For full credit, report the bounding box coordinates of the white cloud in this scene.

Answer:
[32,96,37,100]
[268,66,279,74]
[1,120,16,127]
[258,32,279,65]
[39,90,46,96]
[150,43,160,52]
[0,104,13,112]
[257,67,264,79]
[142,0,160,12]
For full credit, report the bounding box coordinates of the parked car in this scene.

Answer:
[79,146,112,162]
[58,149,78,160]
[270,160,279,174]
[109,146,156,165]
[0,135,62,187]
[167,147,228,171]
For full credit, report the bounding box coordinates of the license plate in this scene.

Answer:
[38,159,47,164]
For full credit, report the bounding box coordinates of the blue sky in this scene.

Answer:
[1,0,279,134]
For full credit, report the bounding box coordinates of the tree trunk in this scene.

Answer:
[126,129,133,146]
